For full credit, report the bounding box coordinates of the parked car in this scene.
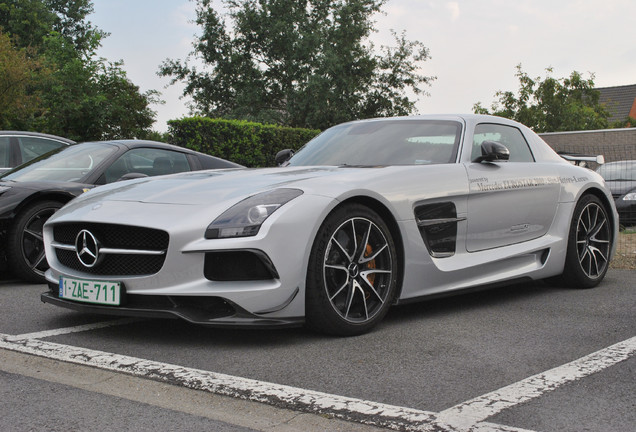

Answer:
[0,131,74,174]
[0,140,241,282]
[596,160,636,226]
[41,115,618,335]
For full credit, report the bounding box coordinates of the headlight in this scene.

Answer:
[205,188,303,239]
[623,192,636,201]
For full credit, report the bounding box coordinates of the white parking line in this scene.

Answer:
[1,329,634,432]
[437,336,636,429]
[0,332,530,432]
[14,318,141,339]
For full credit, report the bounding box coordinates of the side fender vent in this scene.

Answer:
[415,202,465,258]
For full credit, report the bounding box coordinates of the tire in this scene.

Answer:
[7,200,63,283]
[560,194,612,289]
[306,204,398,336]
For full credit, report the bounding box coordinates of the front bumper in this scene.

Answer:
[43,194,337,321]
[41,284,304,328]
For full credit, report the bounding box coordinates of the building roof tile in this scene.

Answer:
[597,84,636,123]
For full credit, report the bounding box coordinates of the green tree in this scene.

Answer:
[33,30,104,139]
[159,0,434,130]
[0,0,105,54]
[474,65,610,132]
[96,61,162,140]
[0,0,159,140]
[0,30,50,129]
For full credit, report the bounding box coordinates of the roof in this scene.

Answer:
[597,84,636,123]
[0,130,75,144]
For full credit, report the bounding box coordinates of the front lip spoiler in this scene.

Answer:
[40,292,304,329]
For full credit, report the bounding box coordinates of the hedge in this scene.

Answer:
[167,117,321,167]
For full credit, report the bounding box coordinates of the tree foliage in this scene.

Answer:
[0,30,50,129]
[474,65,611,132]
[0,0,159,140]
[160,0,434,130]
[0,0,105,54]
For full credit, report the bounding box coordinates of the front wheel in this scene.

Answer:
[306,204,398,336]
[560,194,613,288]
[8,200,63,283]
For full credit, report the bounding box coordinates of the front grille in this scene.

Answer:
[54,223,168,249]
[56,249,166,275]
[52,222,169,276]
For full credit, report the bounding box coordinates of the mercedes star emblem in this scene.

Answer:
[75,229,100,268]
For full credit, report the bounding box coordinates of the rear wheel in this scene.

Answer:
[560,194,612,288]
[8,200,63,283]
[306,204,398,336]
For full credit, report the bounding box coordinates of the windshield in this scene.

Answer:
[0,142,117,183]
[596,161,636,181]
[288,119,462,166]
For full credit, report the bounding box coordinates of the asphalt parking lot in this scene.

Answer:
[1,271,634,431]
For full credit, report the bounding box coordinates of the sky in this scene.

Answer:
[89,0,636,132]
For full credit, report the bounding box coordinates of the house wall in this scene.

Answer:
[539,128,636,163]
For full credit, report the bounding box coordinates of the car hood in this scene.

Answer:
[74,166,380,206]
[0,180,90,219]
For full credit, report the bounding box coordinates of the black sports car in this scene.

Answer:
[0,140,241,282]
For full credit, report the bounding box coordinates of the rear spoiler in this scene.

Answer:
[558,152,605,167]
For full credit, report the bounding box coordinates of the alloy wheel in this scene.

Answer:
[20,206,58,277]
[322,217,394,323]
[575,202,611,279]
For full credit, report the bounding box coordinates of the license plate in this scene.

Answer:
[59,277,121,306]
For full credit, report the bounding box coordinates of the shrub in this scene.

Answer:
[168,117,320,167]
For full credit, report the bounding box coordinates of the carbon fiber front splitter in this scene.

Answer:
[40,291,304,329]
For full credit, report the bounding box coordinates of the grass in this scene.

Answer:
[611,230,636,270]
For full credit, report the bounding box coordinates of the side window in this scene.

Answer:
[472,124,535,162]
[104,148,191,183]
[0,137,10,168]
[19,137,67,163]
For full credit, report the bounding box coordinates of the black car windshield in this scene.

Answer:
[288,119,462,166]
[0,143,117,182]
[596,161,636,181]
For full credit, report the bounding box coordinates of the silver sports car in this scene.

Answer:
[42,115,618,335]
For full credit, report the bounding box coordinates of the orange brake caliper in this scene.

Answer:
[365,244,376,290]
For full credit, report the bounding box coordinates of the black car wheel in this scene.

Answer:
[306,204,398,336]
[561,194,612,288]
[8,200,63,283]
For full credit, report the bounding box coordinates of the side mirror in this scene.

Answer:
[275,149,294,166]
[474,141,510,163]
[117,173,148,182]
